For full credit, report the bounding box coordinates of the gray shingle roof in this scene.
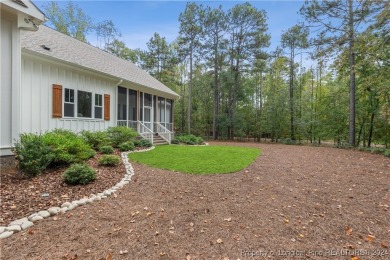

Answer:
[21,26,179,98]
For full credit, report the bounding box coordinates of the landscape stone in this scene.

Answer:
[21,221,34,230]
[9,217,28,226]
[38,211,50,218]
[61,202,72,208]
[48,207,61,215]
[30,215,44,222]
[0,231,14,239]
[6,225,21,232]
[28,213,38,221]
[0,227,5,234]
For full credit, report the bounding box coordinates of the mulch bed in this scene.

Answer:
[0,151,125,226]
[1,142,390,259]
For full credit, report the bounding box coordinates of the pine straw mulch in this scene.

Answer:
[0,151,125,226]
[1,142,390,259]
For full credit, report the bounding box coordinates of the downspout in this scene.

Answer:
[115,79,123,127]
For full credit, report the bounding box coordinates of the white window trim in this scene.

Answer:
[94,93,103,119]
[63,88,75,118]
[62,87,104,121]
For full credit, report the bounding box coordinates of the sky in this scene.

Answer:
[34,0,306,53]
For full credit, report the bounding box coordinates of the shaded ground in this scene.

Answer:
[0,151,124,225]
[1,142,389,259]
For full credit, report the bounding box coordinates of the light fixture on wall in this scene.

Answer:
[24,17,38,30]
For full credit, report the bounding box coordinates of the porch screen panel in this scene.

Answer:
[166,99,172,123]
[128,89,137,121]
[117,86,127,120]
[140,92,143,121]
[158,97,165,123]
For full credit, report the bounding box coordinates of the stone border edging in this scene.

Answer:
[0,146,155,239]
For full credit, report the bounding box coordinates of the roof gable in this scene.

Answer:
[21,26,179,99]
[1,0,45,23]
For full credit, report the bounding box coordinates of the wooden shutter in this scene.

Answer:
[52,84,62,118]
[104,94,110,121]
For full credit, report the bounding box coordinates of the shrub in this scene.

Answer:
[42,129,95,165]
[171,139,179,144]
[63,163,96,185]
[81,130,110,150]
[107,126,138,147]
[283,138,295,145]
[98,155,121,166]
[13,133,54,176]
[118,141,135,151]
[369,147,386,154]
[175,134,204,145]
[99,145,114,154]
[139,138,152,147]
[384,149,390,157]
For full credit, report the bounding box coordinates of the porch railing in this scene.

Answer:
[156,122,174,144]
[117,120,137,130]
[138,121,153,144]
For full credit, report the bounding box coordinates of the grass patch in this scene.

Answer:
[128,145,261,174]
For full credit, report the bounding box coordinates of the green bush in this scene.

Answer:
[369,147,386,154]
[139,139,152,147]
[98,154,121,166]
[99,145,114,154]
[118,141,135,151]
[175,134,204,145]
[171,139,179,144]
[384,149,390,157]
[107,126,138,147]
[81,130,110,150]
[42,129,95,165]
[13,133,54,176]
[63,163,96,185]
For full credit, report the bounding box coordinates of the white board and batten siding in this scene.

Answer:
[21,54,117,135]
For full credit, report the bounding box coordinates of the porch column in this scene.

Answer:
[136,90,140,132]
[171,100,174,132]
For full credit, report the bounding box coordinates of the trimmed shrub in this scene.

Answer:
[13,133,54,176]
[119,141,135,151]
[384,149,390,157]
[63,163,96,185]
[175,134,204,145]
[42,129,95,165]
[81,130,110,150]
[107,126,138,147]
[171,139,179,144]
[99,145,114,154]
[134,138,152,147]
[139,139,152,147]
[98,155,121,166]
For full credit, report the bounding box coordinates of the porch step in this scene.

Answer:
[153,135,169,145]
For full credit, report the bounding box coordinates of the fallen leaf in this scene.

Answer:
[345,227,353,236]
[224,218,232,222]
[106,253,112,260]
[284,219,289,224]
[381,242,389,248]
[27,229,34,235]
[351,257,360,260]
[367,234,375,242]
[217,238,223,244]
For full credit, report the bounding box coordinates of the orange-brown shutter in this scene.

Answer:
[52,84,62,118]
[104,94,110,121]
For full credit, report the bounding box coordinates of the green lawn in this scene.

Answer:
[128,145,261,174]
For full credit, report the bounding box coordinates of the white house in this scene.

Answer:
[1,0,179,156]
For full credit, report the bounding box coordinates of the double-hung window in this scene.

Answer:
[64,88,75,117]
[95,94,103,119]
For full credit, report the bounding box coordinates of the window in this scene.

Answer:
[64,88,75,117]
[95,94,103,119]
[77,90,92,118]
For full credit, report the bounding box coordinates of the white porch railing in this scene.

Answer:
[117,120,138,130]
[138,121,153,144]
[156,122,174,144]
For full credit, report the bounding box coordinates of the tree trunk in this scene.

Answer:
[187,48,193,134]
[212,43,219,140]
[289,46,295,140]
[348,0,356,146]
